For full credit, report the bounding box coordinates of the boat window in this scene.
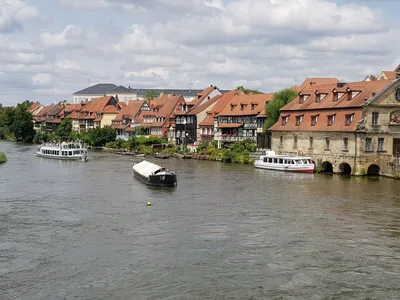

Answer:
[273,158,277,163]
[69,151,72,155]
[302,159,309,164]
[295,159,303,164]
[279,159,283,164]
[263,157,268,163]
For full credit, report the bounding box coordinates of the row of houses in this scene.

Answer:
[29,63,400,177]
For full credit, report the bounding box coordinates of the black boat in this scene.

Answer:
[132,160,177,187]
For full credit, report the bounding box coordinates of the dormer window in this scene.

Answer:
[240,104,247,111]
[299,93,304,104]
[333,92,338,101]
[346,88,352,101]
[315,92,321,103]
[230,104,236,111]
[281,115,289,126]
[328,114,335,126]
[251,103,257,110]
[345,114,354,126]
[311,115,318,126]
[295,115,303,126]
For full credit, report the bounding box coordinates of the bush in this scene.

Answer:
[136,145,153,155]
[0,152,7,164]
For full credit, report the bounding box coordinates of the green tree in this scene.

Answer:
[263,88,297,130]
[235,85,261,94]
[144,89,160,100]
[55,118,72,140]
[127,136,138,151]
[9,103,36,143]
[87,126,116,147]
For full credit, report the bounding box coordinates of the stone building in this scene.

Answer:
[356,74,400,177]
[269,78,394,176]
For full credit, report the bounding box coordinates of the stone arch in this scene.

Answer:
[389,110,400,124]
[367,164,380,176]
[321,161,333,173]
[339,162,352,175]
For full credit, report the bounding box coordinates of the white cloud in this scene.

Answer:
[32,73,53,86]
[40,25,97,48]
[1,0,400,105]
[0,0,39,33]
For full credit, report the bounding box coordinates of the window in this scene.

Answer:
[251,104,257,110]
[282,116,289,126]
[396,88,400,101]
[365,138,372,151]
[343,138,348,150]
[240,104,247,110]
[311,115,318,126]
[295,115,303,126]
[345,114,354,126]
[309,137,313,148]
[315,93,320,103]
[378,138,384,151]
[333,92,338,101]
[293,136,297,148]
[328,115,335,126]
[280,136,283,147]
[372,112,379,125]
[325,137,330,149]
[299,94,304,103]
[230,104,236,111]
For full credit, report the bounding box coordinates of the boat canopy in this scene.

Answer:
[132,160,164,177]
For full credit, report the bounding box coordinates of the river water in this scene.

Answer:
[1,141,400,299]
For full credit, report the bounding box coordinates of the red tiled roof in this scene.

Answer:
[114,100,146,122]
[381,71,396,80]
[190,85,219,105]
[199,91,238,126]
[282,80,391,111]
[141,94,184,128]
[28,102,41,113]
[218,93,274,117]
[270,80,392,132]
[186,94,222,115]
[82,96,120,113]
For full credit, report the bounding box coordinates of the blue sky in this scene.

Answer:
[1,0,399,105]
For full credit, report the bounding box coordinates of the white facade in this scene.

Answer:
[105,92,138,103]
[73,94,102,104]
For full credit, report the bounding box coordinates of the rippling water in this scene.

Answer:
[1,141,400,299]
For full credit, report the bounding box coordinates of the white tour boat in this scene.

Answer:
[37,141,88,161]
[254,150,314,173]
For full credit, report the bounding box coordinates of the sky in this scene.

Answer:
[1,0,399,106]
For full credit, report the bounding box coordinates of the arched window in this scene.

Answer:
[396,88,400,101]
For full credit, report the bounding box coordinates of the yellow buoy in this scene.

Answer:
[147,201,151,206]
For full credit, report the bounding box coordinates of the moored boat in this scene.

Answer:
[132,160,177,187]
[154,153,170,159]
[36,141,88,161]
[254,150,314,173]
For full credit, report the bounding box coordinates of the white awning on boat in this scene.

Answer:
[132,160,162,177]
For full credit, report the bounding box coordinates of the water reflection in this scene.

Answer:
[1,141,400,299]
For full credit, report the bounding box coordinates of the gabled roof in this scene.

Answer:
[292,78,339,93]
[190,85,220,105]
[281,80,391,112]
[114,100,147,122]
[186,95,223,116]
[82,96,120,113]
[46,104,64,117]
[366,78,400,106]
[199,91,239,126]
[73,83,118,96]
[107,85,132,94]
[28,102,41,114]
[143,95,184,127]
[218,93,274,117]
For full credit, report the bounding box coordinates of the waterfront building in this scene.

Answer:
[73,83,118,104]
[356,73,400,177]
[32,104,57,132]
[111,100,149,140]
[198,91,238,143]
[44,104,65,133]
[269,78,393,176]
[141,94,185,138]
[214,93,274,148]
[171,85,224,144]
[68,96,121,131]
